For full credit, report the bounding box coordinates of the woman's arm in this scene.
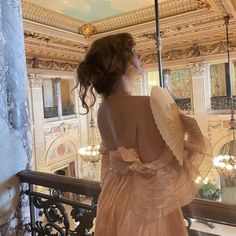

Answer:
[180,113,206,155]
[184,140,204,154]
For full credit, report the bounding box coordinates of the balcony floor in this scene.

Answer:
[190,221,236,236]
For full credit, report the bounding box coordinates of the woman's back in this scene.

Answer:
[75,33,194,236]
[97,94,165,163]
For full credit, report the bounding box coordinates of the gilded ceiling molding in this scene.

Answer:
[26,58,78,72]
[22,0,84,34]
[24,31,85,51]
[78,24,97,38]
[92,0,208,33]
[137,14,226,40]
[142,40,236,64]
[222,0,236,19]
[207,0,229,15]
[22,0,218,35]
[25,41,84,56]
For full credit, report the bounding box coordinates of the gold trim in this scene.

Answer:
[78,24,97,38]
[22,0,84,34]
[26,58,78,72]
[23,0,210,34]
[142,41,236,64]
[92,0,206,33]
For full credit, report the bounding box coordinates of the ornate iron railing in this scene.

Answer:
[174,98,192,111]
[18,171,236,236]
[211,96,236,110]
[17,171,101,236]
[62,105,75,116]
[44,107,58,118]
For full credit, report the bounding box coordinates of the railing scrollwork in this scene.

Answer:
[17,171,236,236]
[211,96,236,110]
[17,171,101,236]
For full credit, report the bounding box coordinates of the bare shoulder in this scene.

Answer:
[128,95,150,107]
[126,95,153,119]
[99,95,151,119]
[130,95,151,110]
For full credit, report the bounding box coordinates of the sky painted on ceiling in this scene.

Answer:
[28,0,156,22]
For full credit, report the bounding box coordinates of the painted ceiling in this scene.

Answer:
[27,0,162,22]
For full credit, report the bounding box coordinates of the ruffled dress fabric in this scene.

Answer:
[95,145,212,235]
[95,87,213,236]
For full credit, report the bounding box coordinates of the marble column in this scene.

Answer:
[0,0,31,235]
[189,62,211,135]
[55,78,62,119]
[77,98,89,178]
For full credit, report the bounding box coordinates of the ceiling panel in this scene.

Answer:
[27,0,168,22]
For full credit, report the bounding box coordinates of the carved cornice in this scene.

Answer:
[207,0,229,15]
[93,0,208,33]
[22,0,234,69]
[137,14,226,40]
[24,31,85,62]
[26,41,83,55]
[222,0,236,19]
[22,0,84,34]
[142,41,236,64]
[22,0,211,35]
[24,31,85,50]
[26,58,78,72]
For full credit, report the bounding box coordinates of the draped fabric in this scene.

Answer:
[95,144,192,236]
[95,87,212,236]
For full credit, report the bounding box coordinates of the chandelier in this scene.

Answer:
[78,109,101,166]
[213,15,236,177]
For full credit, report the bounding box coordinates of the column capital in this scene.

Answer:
[188,62,208,77]
[55,78,61,83]
[29,74,42,88]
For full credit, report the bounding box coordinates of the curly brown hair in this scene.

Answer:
[75,33,135,114]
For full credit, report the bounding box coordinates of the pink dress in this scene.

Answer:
[95,87,212,236]
[95,144,200,236]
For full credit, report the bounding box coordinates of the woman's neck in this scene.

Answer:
[113,75,132,95]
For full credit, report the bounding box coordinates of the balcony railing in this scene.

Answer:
[211,96,236,110]
[17,171,236,236]
[44,105,75,118]
[174,98,192,111]
[183,198,236,235]
[17,171,100,236]
[62,105,75,116]
[44,107,58,118]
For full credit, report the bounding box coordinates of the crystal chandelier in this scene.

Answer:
[79,109,101,166]
[213,15,236,177]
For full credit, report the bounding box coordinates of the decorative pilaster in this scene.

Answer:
[0,0,31,234]
[29,74,45,170]
[189,62,211,135]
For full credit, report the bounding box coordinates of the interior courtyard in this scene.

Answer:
[1,0,236,235]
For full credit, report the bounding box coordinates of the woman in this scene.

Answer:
[76,33,211,236]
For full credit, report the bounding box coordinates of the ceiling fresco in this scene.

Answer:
[28,0,159,22]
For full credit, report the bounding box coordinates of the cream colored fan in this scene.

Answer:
[150,86,185,166]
